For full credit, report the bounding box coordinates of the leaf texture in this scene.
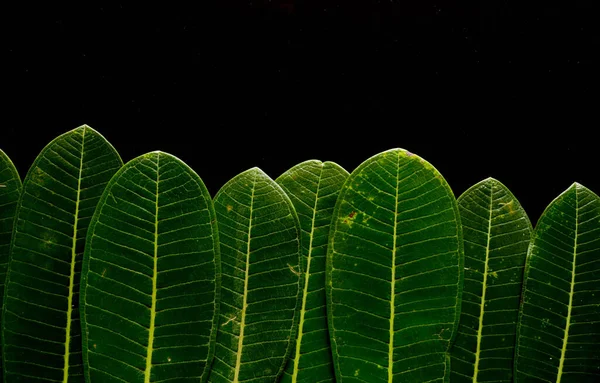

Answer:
[514,183,600,382]
[326,148,464,383]
[1,125,122,382]
[450,178,532,382]
[276,160,349,383]
[0,150,22,381]
[80,151,220,383]
[210,167,302,383]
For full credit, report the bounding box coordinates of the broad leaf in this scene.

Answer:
[209,167,302,383]
[450,178,532,382]
[514,183,600,382]
[0,149,22,381]
[2,125,122,382]
[276,160,349,383]
[327,148,464,383]
[80,151,220,383]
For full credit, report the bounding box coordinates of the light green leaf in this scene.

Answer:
[450,178,532,382]
[0,149,22,381]
[514,183,600,382]
[1,125,122,382]
[209,167,302,383]
[276,160,349,383]
[326,148,464,383]
[80,151,220,383]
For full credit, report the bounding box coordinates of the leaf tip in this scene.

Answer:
[75,124,97,134]
[571,181,584,189]
[247,166,269,178]
[566,182,589,194]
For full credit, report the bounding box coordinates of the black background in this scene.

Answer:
[2,2,597,225]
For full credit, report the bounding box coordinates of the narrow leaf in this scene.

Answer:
[327,148,464,383]
[450,178,533,382]
[210,167,302,383]
[80,151,220,383]
[0,150,22,381]
[2,125,122,382]
[276,160,349,383]
[514,183,600,382]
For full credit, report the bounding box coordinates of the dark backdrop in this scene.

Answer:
[2,2,597,225]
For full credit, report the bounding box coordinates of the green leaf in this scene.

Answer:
[326,148,464,383]
[1,125,122,382]
[80,151,220,383]
[276,160,349,383]
[209,167,302,383]
[0,149,22,381]
[450,178,533,382]
[514,183,600,382]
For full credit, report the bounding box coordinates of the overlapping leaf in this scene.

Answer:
[276,160,349,383]
[80,151,220,382]
[210,168,302,383]
[450,178,532,382]
[327,148,464,383]
[0,149,22,381]
[1,125,122,382]
[514,183,600,382]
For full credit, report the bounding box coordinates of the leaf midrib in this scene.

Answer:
[144,153,160,383]
[63,127,86,383]
[388,153,400,383]
[291,165,323,383]
[556,187,578,383]
[472,183,494,383]
[233,172,256,383]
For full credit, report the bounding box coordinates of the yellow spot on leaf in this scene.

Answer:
[31,167,46,185]
[499,200,515,214]
[354,369,360,376]
[226,205,233,212]
[93,344,97,349]
[167,357,172,362]
[41,232,56,249]
[490,271,499,278]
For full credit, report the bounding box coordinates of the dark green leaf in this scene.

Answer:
[514,183,600,382]
[80,151,220,383]
[209,168,302,383]
[2,125,122,382]
[450,178,532,382]
[0,149,22,381]
[327,148,464,383]
[276,160,349,383]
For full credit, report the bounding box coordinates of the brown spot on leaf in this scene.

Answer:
[288,263,301,276]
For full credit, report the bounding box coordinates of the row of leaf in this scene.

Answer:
[0,125,598,383]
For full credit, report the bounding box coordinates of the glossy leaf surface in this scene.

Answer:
[210,168,302,383]
[2,125,122,382]
[327,148,464,383]
[514,183,600,382]
[80,151,220,383]
[450,178,532,382]
[276,160,349,383]
[0,150,22,381]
